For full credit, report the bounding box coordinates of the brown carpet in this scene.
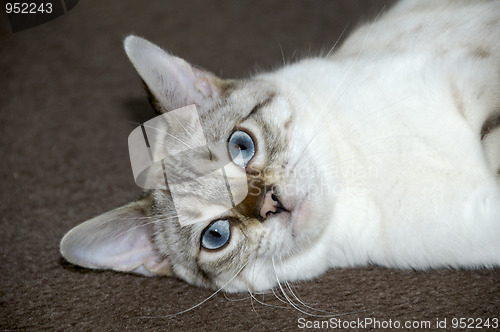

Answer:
[1,1,499,331]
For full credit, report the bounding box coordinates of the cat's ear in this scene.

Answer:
[60,199,172,276]
[124,35,224,112]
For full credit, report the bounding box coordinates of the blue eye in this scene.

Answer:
[201,219,231,250]
[228,130,255,167]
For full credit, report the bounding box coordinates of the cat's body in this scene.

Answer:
[61,0,500,293]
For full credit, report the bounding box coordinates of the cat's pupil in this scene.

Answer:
[210,230,221,238]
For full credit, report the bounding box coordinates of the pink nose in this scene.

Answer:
[260,191,279,218]
[234,179,286,220]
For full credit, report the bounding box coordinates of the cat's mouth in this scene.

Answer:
[259,190,289,219]
[261,187,311,233]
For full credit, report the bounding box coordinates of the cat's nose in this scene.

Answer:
[260,191,279,219]
[234,179,286,220]
[259,190,287,221]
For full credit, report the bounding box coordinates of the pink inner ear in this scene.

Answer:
[103,224,173,276]
[196,78,214,97]
[192,66,222,98]
[124,35,224,110]
[92,226,161,273]
[60,201,173,277]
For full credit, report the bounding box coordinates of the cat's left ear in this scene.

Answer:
[60,198,172,277]
[124,35,224,112]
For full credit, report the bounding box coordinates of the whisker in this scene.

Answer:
[277,39,286,67]
[272,256,324,317]
[126,119,196,150]
[271,257,371,318]
[245,233,266,292]
[223,292,250,302]
[321,6,386,114]
[169,111,193,139]
[271,283,293,306]
[134,257,252,319]
[293,96,411,170]
[142,123,195,150]
[291,7,388,170]
[248,288,258,315]
[324,22,350,58]
[247,287,289,310]
[284,280,336,315]
[110,216,178,240]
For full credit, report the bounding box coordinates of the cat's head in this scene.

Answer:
[60,36,336,292]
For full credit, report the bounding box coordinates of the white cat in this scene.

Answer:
[61,0,500,292]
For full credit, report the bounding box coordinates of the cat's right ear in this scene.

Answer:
[60,198,172,277]
[124,35,224,112]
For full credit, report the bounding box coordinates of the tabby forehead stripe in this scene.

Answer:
[241,93,276,123]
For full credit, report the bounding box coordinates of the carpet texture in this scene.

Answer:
[1,1,499,331]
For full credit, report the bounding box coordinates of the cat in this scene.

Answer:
[60,0,500,293]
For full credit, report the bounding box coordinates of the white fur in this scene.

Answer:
[61,0,500,292]
[263,0,500,283]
